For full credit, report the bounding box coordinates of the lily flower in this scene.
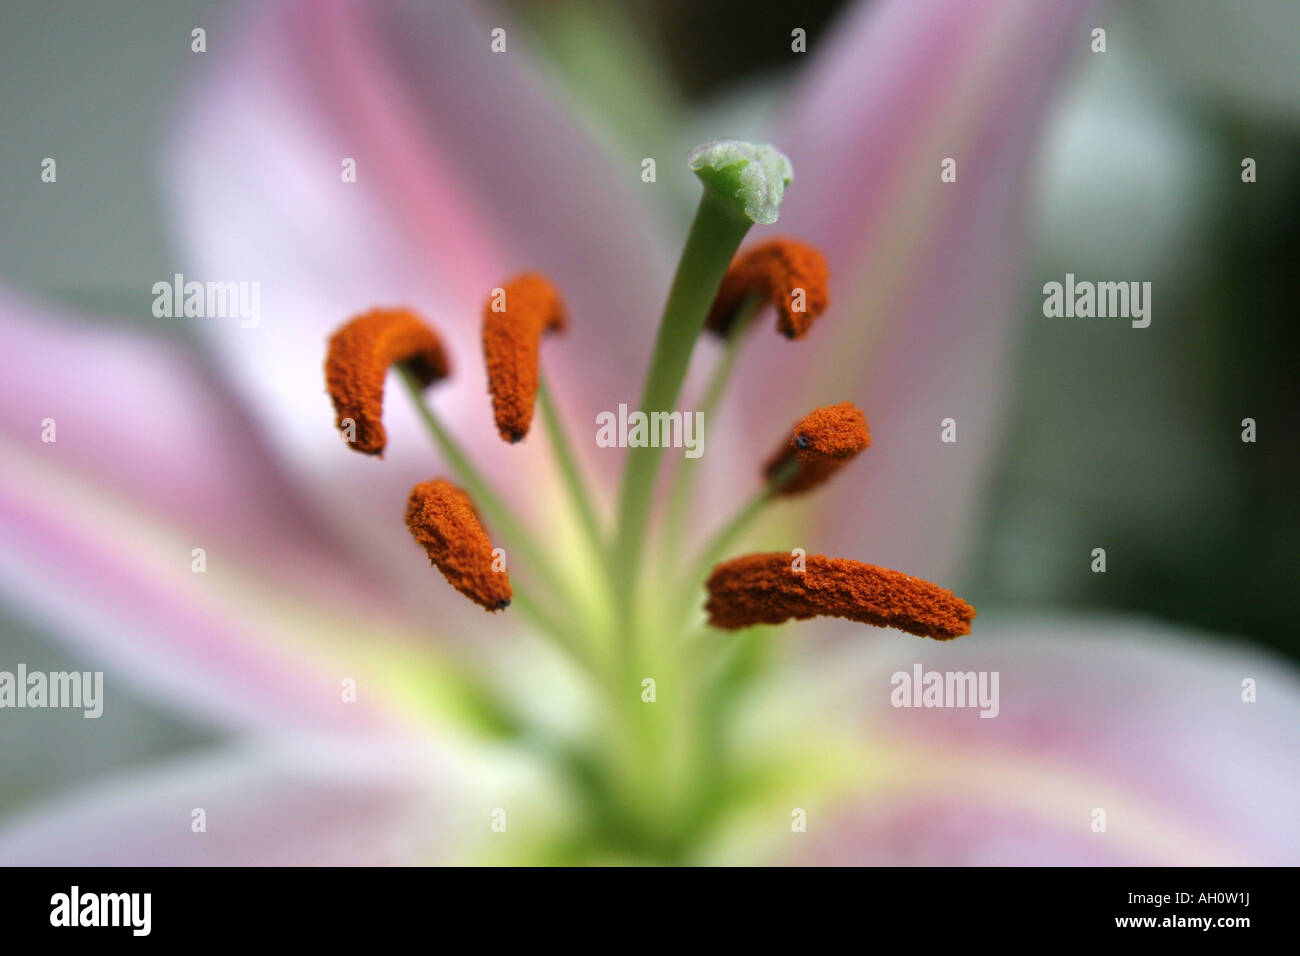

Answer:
[1,0,1296,866]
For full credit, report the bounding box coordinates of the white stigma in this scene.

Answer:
[688,139,794,225]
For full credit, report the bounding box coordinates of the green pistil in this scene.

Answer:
[660,293,762,568]
[612,141,793,673]
[610,195,750,656]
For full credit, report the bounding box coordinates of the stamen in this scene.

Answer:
[483,273,567,442]
[764,402,870,495]
[704,553,975,640]
[325,308,449,456]
[405,479,513,612]
[705,239,829,340]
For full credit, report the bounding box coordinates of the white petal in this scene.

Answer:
[0,735,461,866]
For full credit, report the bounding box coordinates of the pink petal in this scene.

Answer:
[790,614,1300,865]
[706,0,1094,581]
[0,287,355,580]
[0,289,457,730]
[164,0,674,581]
[0,735,460,865]
[0,453,392,733]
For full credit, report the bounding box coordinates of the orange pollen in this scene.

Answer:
[705,238,829,340]
[482,273,567,442]
[705,553,974,640]
[405,479,513,612]
[325,308,450,456]
[764,401,870,495]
